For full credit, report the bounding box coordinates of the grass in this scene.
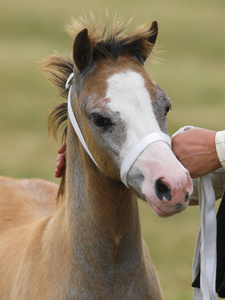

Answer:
[0,0,224,298]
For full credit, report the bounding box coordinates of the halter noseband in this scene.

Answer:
[66,73,171,187]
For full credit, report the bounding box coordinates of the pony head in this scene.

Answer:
[46,16,193,217]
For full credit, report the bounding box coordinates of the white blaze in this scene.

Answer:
[106,71,160,162]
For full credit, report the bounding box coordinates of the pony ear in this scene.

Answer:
[73,28,93,72]
[148,21,158,47]
[140,20,158,63]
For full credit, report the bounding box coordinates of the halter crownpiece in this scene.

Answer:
[65,73,75,90]
[66,73,99,168]
[66,73,171,186]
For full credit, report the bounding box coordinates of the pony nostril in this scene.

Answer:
[154,179,171,201]
[185,192,190,202]
[175,203,183,210]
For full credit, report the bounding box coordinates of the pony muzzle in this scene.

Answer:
[120,132,171,187]
[124,138,193,217]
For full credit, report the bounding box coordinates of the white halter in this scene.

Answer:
[120,132,171,186]
[65,73,171,186]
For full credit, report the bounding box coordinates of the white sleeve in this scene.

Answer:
[215,130,225,168]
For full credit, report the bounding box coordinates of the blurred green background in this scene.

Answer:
[0,0,224,299]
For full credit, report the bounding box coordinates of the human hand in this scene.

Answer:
[172,127,221,178]
[54,142,66,178]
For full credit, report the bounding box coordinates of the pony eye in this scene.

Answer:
[165,104,171,116]
[90,113,113,129]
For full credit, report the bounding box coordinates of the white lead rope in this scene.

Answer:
[173,126,217,300]
[193,175,217,300]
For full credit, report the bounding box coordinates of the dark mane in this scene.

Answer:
[67,15,157,62]
[42,55,73,142]
[92,35,152,63]
[41,56,73,201]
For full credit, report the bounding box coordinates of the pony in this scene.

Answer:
[0,16,193,299]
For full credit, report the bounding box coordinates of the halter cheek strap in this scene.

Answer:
[66,73,99,168]
[66,73,171,186]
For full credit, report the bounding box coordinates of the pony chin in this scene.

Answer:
[143,189,187,218]
[129,175,187,218]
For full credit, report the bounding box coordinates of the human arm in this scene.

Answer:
[172,127,225,204]
[54,128,225,180]
[54,142,66,178]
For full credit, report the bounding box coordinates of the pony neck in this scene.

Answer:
[64,125,143,264]
[51,125,163,299]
